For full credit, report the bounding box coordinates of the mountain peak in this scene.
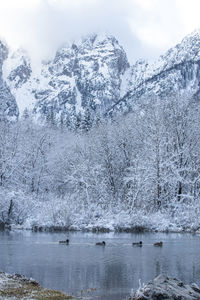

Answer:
[3,33,129,127]
[3,30,200,126]
[183,28,200,40]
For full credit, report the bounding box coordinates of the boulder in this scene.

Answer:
[131,274,200,299]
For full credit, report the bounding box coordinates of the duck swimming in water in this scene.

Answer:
[154,241,163,247]
[132,241,142,246]
[59,239,69,244]
[96,241,106,246]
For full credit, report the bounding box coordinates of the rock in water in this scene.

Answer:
[131,274,200,299]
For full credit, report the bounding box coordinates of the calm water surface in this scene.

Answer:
[0,231,200,299]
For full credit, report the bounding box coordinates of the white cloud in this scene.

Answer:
[0,0,200,63]
[176,0,200,34]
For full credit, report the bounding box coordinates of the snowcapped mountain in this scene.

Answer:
[107,29,200,116]
[3,34,129,127]
[0,41,18,122]
[2,30,200,125]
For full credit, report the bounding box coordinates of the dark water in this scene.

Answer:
[0,231,200,299]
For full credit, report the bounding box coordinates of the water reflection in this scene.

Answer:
[0,231,200,300]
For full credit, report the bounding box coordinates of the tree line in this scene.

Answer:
[1,94,200,228]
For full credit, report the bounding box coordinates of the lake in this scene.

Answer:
[0,231,200,299]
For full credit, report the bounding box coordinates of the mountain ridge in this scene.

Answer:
[0,40,19,122]
[2,30,200,125]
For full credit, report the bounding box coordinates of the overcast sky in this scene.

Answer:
[0,0,200,63]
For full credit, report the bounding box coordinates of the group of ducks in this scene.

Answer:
[132,241,163,247]
[59,239,163,247]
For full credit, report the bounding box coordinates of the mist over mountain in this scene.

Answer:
[1,30,200,127]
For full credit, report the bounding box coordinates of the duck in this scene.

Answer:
[96,241,106,246]
[154,241,163,247]
[59,239,69,245]
[132,241,142,246]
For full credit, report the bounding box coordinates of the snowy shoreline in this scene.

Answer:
[2,187,200,235]
[0,271,73,299]
[1,271,200,300]
[8,220,200,234]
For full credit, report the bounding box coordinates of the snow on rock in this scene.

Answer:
[0,271,72,299]
[3,29,200,125]
[130,274,200,300]
[107,29,200,117]
[4,34,129,126]
[0,40,19,122]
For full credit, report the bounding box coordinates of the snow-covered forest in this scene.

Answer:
[1,95,200,232]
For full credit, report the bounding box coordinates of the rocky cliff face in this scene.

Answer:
[3,30,200,126]
[4,34,129,128]
[107,29,200,116]
[0,41,19,122]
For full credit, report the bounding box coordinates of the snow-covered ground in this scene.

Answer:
[0,271,72,299]
[2,188,200,233]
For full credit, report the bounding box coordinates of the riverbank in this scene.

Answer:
[2,271,200,300]
[0,272,73,300]
[8,208,200,234]
[1,188,200,234]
